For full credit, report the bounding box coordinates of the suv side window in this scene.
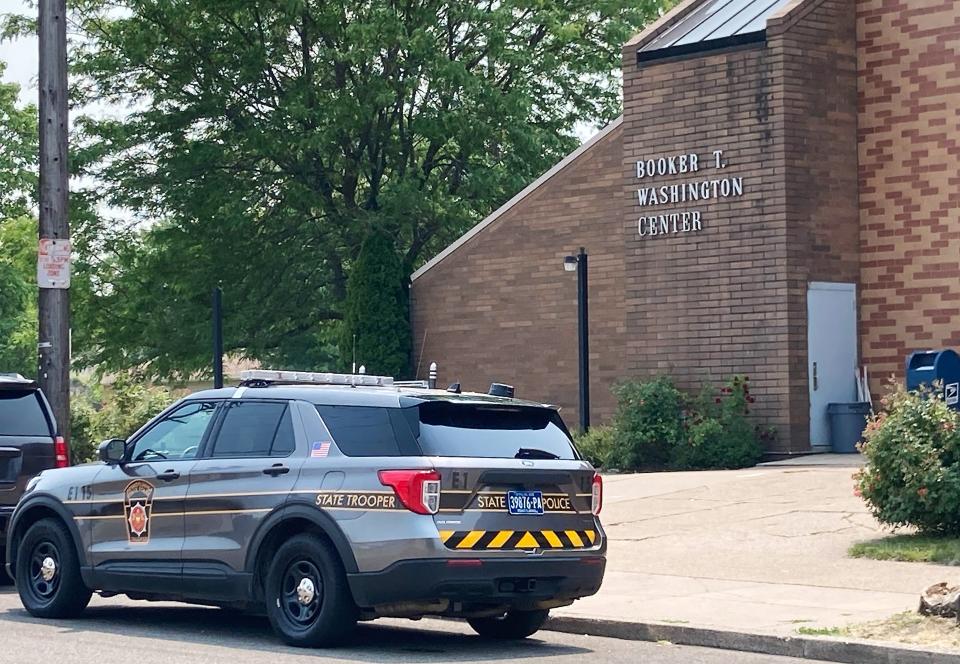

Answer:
[210,401,294,458]
[131,401,218,461]
[315,405,418,456]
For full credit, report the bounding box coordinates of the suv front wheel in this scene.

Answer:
[468,609,550,639]
[16,518,91,618]
[264,533,357,647]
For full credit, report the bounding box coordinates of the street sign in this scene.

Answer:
[37,238,71,289]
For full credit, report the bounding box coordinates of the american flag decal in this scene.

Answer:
[311,441,331,458]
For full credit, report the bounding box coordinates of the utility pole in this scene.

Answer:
[37,0,71,443]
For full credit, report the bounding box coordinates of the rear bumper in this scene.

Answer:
[347,555,606,608]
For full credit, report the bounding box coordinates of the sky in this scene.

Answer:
[0,0,37,104]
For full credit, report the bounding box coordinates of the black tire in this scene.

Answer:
[263,533,357,647]
[468,609,550,640]
[15,518,91,618]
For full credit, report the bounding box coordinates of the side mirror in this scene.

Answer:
[98,439,126,464]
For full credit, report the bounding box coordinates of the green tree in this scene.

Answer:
[0,62,37,219]
[0,216,38,376]
[5,0,671,377]
[340,229,411,377]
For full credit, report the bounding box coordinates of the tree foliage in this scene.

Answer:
[40,0,671,377]
[340,229,410,377]
[0,62,37,220]
[0,66,39,376]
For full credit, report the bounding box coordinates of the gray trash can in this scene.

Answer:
[827,402,871,453]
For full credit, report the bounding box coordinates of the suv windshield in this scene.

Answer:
[413,402,576,460]
[0,389,52,437]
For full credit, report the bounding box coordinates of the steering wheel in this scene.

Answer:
[181,445,199,459]
[135,448,168,461]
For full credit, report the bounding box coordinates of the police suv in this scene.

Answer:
[5,370,605,647]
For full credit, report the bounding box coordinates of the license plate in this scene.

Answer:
[507,490,544,515]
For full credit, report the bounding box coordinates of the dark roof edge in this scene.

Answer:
[636,30,767,64]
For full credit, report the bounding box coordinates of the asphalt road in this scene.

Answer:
[0,586,828,663]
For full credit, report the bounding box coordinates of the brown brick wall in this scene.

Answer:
[408,0,881,455]
[409,124,627,428]
[857,0,960,392]
[621,0,858,454]
[772,0,860,447]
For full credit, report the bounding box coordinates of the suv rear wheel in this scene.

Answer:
[16,518,91,618]
[468,609,550,639]
[264,533,357,647]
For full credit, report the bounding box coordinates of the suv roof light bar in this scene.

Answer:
[394,380,430,388]
[239,369,394,388]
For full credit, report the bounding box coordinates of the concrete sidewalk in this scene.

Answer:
[554,459,957,637]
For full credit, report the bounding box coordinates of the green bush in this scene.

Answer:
[674,376,763,469]
[573,426,615,468]
[607,376,686,469]
[70,375,176,464]
[855,384,960,535]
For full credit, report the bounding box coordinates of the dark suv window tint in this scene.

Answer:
[211,402,294,458]
[315,405,416,456]
[414,403,576,460]
[0,390,52,437]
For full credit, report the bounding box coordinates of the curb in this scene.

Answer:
[545,615,960,664]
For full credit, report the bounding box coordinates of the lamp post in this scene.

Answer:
[563,247,589,432]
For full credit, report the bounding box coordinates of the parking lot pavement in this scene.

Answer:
[0,588,826,664]
[555,464,958,635]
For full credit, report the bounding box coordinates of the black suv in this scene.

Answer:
[0,374,67,572]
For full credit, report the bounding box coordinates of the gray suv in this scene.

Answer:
[5,371,605,647]
[1,374,68,575]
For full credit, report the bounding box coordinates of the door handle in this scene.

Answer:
[156,470,180,482]
[263,464,290,476]
[813,362,818,391]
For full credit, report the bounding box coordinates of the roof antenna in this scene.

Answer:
[352,333,357,374]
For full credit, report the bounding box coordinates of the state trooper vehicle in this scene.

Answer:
[5,370,605,647]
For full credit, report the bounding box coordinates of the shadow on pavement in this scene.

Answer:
[0,601,590,662]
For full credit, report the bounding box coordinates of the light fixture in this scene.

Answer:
[563,255,578,272]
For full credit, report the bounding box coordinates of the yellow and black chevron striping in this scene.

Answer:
[439,529,597,550]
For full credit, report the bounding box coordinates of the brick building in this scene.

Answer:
[409,0,960,456]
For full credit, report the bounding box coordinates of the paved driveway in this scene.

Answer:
[555,458,957,634]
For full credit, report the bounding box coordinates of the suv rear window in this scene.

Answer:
[413,402,576,460]
[0,389,52,437]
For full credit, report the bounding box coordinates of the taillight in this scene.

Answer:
[54,436,69,468]
[378,469,441,515]
[591,473,602,515]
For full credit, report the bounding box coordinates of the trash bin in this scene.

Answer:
[827,402,871,454]
[905,349,960,410]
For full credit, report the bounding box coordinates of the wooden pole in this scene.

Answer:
[37,0,71,443]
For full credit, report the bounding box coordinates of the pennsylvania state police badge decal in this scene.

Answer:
[124,480,155,544]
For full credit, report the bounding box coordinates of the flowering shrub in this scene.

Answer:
[584,375,764,471]
[674,376,763,469]
[855,384,960,534]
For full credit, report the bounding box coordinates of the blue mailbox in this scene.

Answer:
[905,349,960,409]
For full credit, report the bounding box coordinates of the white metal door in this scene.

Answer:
[807,282,858,447]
